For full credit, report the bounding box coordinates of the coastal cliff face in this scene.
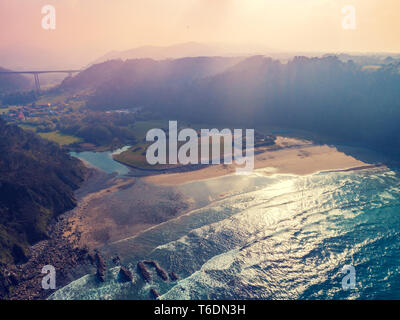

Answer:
[0,119,87,265]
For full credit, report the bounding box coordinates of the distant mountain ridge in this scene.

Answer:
[91,42,274,65]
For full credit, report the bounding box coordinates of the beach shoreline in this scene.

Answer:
[143,144,383,186]
[64,141,387,251]
[9,142,386,299]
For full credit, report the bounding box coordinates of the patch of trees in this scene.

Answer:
[1,90,37,105]
[57,111,137,146]
[171,56,400,157]
[36,119,57,133]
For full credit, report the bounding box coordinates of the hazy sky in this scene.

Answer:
[1,0,399,67]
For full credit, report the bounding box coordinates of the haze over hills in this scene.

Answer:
[2,53,400,267]
[0,46,94,71]
[61,56,243,94]
[57,55,400,158]
[90,42,274,65]
[2,0,400,301]
[1,41,398,75]
[0,67,32,94]
[91,42,400,68]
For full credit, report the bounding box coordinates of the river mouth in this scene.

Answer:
[70,146,131,176]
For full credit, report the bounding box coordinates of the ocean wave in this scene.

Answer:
[51,168,400,300]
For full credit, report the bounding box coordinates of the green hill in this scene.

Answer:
[0,119,87,264]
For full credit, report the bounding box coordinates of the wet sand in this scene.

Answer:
[63,169,191,249]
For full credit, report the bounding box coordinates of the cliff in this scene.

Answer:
[0,119,87,264]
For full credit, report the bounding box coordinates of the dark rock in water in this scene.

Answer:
[137,261,151,282]
[95,252,106,282]
[150,288,160,299]
[155,266,168,281]
[143,260,155,267]
[144,260,168,281]
[169,272,179,281]
[87,253,96,265]
[112,255,121,265]
[119,266,133,282]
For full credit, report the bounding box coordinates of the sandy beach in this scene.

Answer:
[63,139,382,250]
[143,143,376,186]
[62,169,191,249]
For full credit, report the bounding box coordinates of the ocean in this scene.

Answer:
[50,167,400,300]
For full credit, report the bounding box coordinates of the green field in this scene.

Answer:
[37,131,82,146]
[18,124,37,131]
[114,120,266,169]
[0,106,19,114]
[129,120,170,140]
[113,143,153,168]
[116,120,212,169]
[0,107,10,114]
[18,124,81,146]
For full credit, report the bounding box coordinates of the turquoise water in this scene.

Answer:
[70,146,131,176]
[50,168,400,300]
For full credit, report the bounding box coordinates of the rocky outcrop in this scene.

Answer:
[119,266,133,283]
[112,256,121,265]
[87,252,96,265]
[150,288,160,300]
[144,260,168,281]
[95,252,106,282]
[0,236,89,300]
[169,272,179,281]
[137,261,151,282]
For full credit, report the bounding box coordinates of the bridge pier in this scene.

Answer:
[0,69,81,94]
[33,73,41,93]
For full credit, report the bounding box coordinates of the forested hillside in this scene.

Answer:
[0,119,87,264]
[59,55,400,157]
[60,57,242,110]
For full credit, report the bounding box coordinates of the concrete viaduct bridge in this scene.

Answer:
[0,69,81,93]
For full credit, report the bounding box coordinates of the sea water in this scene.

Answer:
[50,167,400,300]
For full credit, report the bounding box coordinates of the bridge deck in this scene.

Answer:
[0,70,81,74]
[0,70,81,93]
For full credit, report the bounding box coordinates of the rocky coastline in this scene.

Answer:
[0,169,103,300]
[0,214,91,300]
